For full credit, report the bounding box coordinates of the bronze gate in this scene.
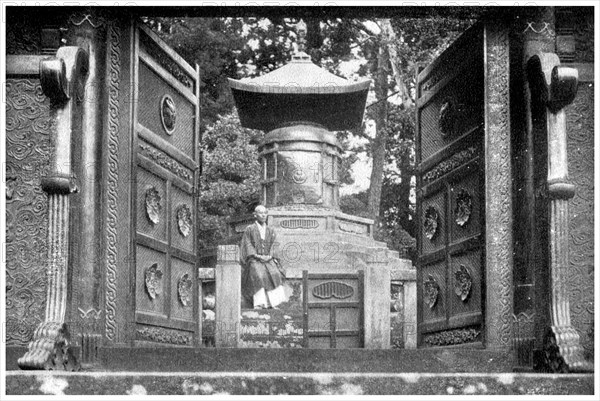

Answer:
[131,23,201,346]
[416,25,485,347]
[303,271,364,348]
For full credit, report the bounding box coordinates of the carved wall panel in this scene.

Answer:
[306,278,360,304]
[419,62,484,160]
[312,281,354,300]
[483,24,513,350]
[279,219,319,230]
[138,141,194,182]
[104,21,122,343]
[422,146,478,184]
[566,82,594,358]
[423,327,481,346]
[6,16,42,55]
[136,325,192,346]
[5,79,53,346]
[139,30,195,90]
[137,62,195,156]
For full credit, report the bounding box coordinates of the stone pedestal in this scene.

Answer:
[402,280,417,349]
[215,245,241,348]
[364,264,391,349]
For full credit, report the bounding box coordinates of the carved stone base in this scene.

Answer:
[79,333,102,366]
[542,326,593,373]
[17,322,80,371]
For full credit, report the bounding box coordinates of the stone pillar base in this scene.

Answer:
[17,322,80,371]
[542,326,593,373]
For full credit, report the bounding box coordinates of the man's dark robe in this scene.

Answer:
[239,223,284,304]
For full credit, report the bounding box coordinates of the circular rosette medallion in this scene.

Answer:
[177,273,193,307]
[144,263,163,300]
[423,274,440,309]
[454,264,472,302]
[290,162,307,184]
[176,204,192,238]
[438,99,456,137]
[454,189,472,227]
[423,206,439,240]
[160,95,176,135]
[145,187,162,225]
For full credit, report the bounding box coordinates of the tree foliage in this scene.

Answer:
[197,113,263,249]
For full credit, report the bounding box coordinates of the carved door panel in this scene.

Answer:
[302,271,364,348]
[132,23,201,346]
[416,25,485,347]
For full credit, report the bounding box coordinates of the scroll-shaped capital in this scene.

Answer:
[40,57,68,102]
[40,46,89,104]
[526,51,578,185]
[526,52,579,114]
[40,46,89,195]
[548,65,578,113]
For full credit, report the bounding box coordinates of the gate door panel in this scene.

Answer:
[303,271,364,348]
[416,24,485,346]
[133,23,200,346]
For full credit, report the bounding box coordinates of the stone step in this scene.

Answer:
[6,346,513,373]
[5,370,594,395]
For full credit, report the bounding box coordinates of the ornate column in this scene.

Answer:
[18,47,89,370]
[526,53,593,372]
[483,22,514,351]
[67,11,107,365]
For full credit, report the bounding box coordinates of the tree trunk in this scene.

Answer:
[397,151,415,237]
[380,19,414,109]
[367,43,389,224]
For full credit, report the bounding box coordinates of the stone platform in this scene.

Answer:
[5,348,594,395]
[6,347,514,373]
[5,371,594,395]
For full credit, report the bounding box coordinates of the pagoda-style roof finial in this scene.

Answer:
[296,19,307,54]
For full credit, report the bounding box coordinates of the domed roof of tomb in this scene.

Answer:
[229,52,371,132]
[259,122,341,150]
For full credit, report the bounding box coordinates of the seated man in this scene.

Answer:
[239,205,286,309]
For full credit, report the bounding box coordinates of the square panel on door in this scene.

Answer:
[448,249,483,328]
[170,257,195,322]
[420,261,446,326]
[421,190,446,255]
[137,167,167,241]
[450,171,482,244]
[136,244,168,317]
[170,185,195,253]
